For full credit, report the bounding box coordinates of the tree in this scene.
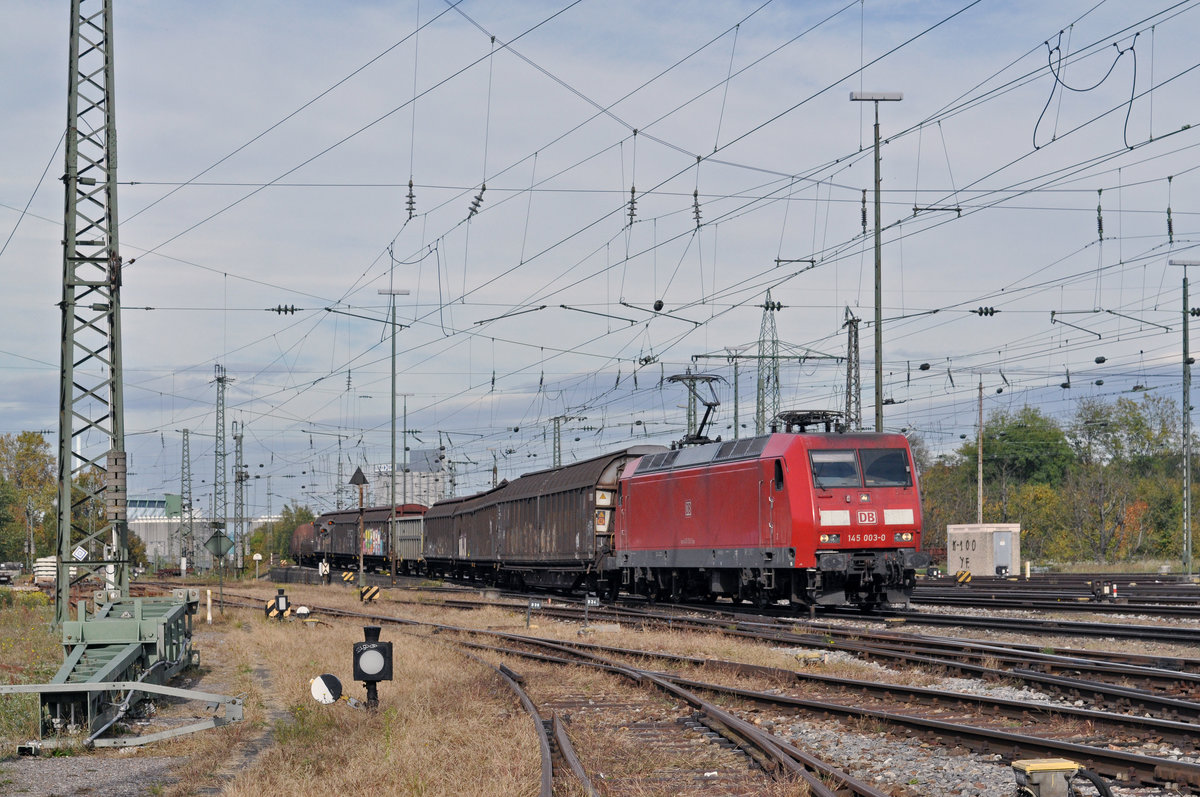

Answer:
[918,453,975,555]
[957,406,1075,521]
[128,531,148,569]
[0,432,55,562]
[246,503,314,559]
[1007,482,1069,560]
[0,477,17,561]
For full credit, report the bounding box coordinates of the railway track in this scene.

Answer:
[221,590,888,796]
[221,586,1200,793]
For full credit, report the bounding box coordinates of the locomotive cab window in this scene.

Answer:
[773,459,784,491]
[859,448,912,487]
[809,450,860,488]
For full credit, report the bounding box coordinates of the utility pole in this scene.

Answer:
[56,0,128,623]
[350,467,367,588]
[379,282,410,584]
[850,91,902,432]
[1170,259,1197,575]
[728,351,740,439]
[977,378,984,524]
[844,307,862,431]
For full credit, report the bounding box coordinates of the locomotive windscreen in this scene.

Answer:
[860,448,912,487]
[810,447,912,488]
[810,450,859,487]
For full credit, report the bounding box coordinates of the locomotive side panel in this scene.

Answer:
[621,458,768,561]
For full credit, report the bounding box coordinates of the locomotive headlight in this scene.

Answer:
[819,533,840,544]
[894,532,913,542]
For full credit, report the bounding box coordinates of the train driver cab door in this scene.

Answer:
[759,458,785,551]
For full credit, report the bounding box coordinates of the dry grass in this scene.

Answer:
[148,585,544,796]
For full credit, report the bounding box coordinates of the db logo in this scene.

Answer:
[857,510,877,524]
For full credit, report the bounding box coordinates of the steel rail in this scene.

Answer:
[532,635,1200,748]
[460,652,553,797]
[453,632,1200,792]
[550,714,600,797]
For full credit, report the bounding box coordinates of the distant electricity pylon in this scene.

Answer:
[844,307,862,431]
[756,291,783,434]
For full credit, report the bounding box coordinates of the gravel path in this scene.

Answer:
[0,752,186,797]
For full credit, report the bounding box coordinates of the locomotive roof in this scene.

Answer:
[632,432,910,475]
[427,445,665,516]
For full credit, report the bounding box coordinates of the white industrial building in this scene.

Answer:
[127,498,273,572]
[371,448,448,507]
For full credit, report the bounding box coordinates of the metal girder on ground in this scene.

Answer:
[4,589,203,748]
[0,681,243,753]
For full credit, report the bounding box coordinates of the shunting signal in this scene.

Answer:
[265,588,291,619]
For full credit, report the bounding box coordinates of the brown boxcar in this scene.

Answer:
[292,504,428,574]
[422,446,664,591]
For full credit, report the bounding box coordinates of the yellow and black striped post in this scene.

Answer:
[360,585,380,603]
[955,570,972,585]
[342,571,355,584]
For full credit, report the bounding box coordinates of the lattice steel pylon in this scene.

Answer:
[843,307,862,431]
[233,421,247,571]
[179,429,194,567]
[55,0,127,625]
[212,365,231,556]
[756,291,782,434]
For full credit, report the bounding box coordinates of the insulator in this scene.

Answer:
[1190,308,1200,317]
[628,185,637,226]
[406,178,416,220]
[1097,189,1103,240]
[861,189,868,234]
[1168,206,1174,244]
[469,184,486,218]
[692,188,701,228]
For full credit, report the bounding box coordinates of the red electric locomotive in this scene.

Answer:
[615,430,926,607]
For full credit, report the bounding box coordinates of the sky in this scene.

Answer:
[3,0,1200,516]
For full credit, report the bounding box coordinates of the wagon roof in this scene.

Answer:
[315,503,429,526]
[428,445,665,516]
